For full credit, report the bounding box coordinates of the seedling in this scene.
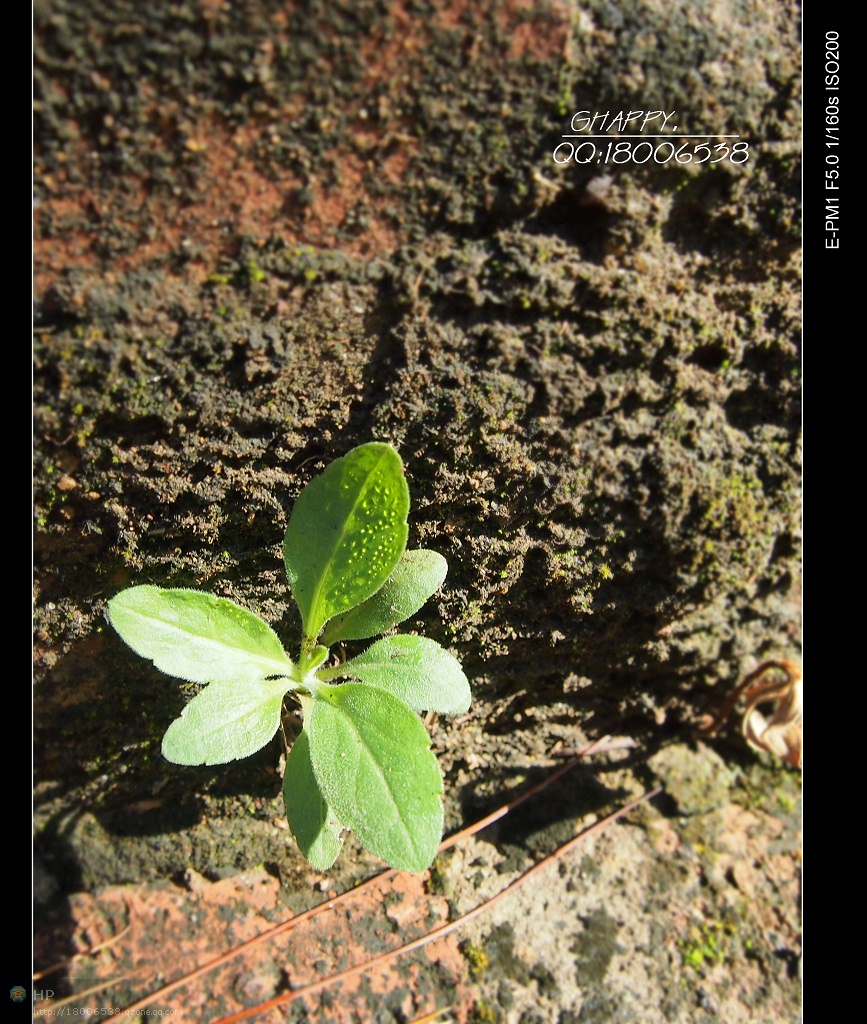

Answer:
[107,442,471,872]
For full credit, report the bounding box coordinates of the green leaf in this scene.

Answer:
[324,635,471,714]
[107,586,293,686]
[283,443,409,642]
[161,676,289,765]
[320,549,447,645]
[306,683,443,872]
[283,728,344,871]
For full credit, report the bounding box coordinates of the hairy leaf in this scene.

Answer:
[161,677,289,765]
[107,586,293,686]
[283,728,344,871]
[324,635,471,714]
[320,550,447,645]
[283,443,410,642]
[306,683,443,872]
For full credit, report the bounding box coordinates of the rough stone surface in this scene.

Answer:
[34,2,801,1021]
[648,743,738,815]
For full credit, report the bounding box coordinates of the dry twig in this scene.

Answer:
[112,736,619,1017]
[211,784,661,1024]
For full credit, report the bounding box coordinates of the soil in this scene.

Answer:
[33,2,801,1022]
